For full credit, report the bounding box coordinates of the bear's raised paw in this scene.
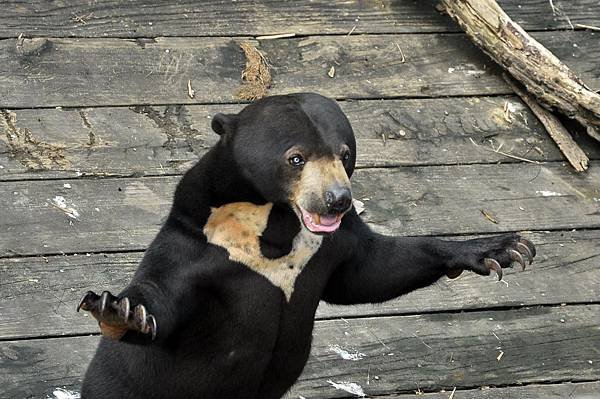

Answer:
[446,234,536,281]
[77,290,157,340]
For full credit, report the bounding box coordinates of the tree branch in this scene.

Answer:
[440,0,600,144]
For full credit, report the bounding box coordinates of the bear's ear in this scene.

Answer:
[211,113,237,137]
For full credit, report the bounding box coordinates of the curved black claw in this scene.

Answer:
[132,305,157,341]
[484,258,503,280]
[148,315,158,341]
[458,233,536,281]
[507,249,526,271]
[133,304,148,333]
[77,291,99,312]
[516,242,534,265]
[99,291,111,316]
[76,290,157,340]
[520,238,536,259]
[117,297,131,321]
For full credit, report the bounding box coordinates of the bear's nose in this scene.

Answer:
[325,186,352,214]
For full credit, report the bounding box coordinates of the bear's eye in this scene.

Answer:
[342,150,351,163]
[288,154,305,167]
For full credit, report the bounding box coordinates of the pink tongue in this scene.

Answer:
[319,215,338,226]
[300,208,341,233]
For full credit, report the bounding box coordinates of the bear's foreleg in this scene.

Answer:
[322,211,535,305]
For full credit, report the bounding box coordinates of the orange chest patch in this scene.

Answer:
[203,202,323,301]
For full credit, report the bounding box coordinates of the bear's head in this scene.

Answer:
[211,93,355,234]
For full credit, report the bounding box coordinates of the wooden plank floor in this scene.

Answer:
[1,1,599,398]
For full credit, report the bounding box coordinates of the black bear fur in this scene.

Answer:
[79,93,535,399]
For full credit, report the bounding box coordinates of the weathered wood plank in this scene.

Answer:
[373,381,600,399]
[0,335,95,399]
[1,306,598,398]
[1,229,598,340]
[355,162,600,237]
[1,0,598,38]
[3,97,600,181]
[1,31,598,107]
[291,305,600,397]
[1,162,599,257]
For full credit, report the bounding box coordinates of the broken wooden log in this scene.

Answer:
[440,0,600,145]
[504,75,589,172]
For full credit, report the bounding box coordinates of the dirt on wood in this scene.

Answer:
[237,42,272,100]
[0,109,69,170]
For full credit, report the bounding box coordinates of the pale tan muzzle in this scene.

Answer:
[290,158,351,213]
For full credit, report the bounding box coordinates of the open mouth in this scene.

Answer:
[297,206,343,234]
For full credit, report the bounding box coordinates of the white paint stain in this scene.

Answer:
[327,380,366,397]
[447,63,486,76]
[328,344,366,361]
[47,388,81,399]
[51,196,80,219]
[536,190,564,197]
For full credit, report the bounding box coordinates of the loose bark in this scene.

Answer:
[504,75,589,172]
[441,0,600,143]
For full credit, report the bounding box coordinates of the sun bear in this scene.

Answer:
[78,93,535,399]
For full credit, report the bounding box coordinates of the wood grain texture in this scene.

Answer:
[1,162,599,257]
[1,0,450,38]
[1,230,598,340]
[3,97,599,180]
[1,31,598,107]
[1,0,599,38]
[354,162,600,237]
[290,305,600,397]
[1,306,598,398]
[378,381,600,399]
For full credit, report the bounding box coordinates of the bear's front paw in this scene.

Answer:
[446,234,536,281]
[77,290,157,340]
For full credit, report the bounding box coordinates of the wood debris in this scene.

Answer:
[496,350,504,361]
[395,43,406,63]
[187,79,195,99]
[255,33,295,40]
[575,24,600,32]
[469,137,540,165]
[503,100,517,123]
[328,66,336,78]
[481,209,499,224]
[71,12,93,25]
[237,42,272,100]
